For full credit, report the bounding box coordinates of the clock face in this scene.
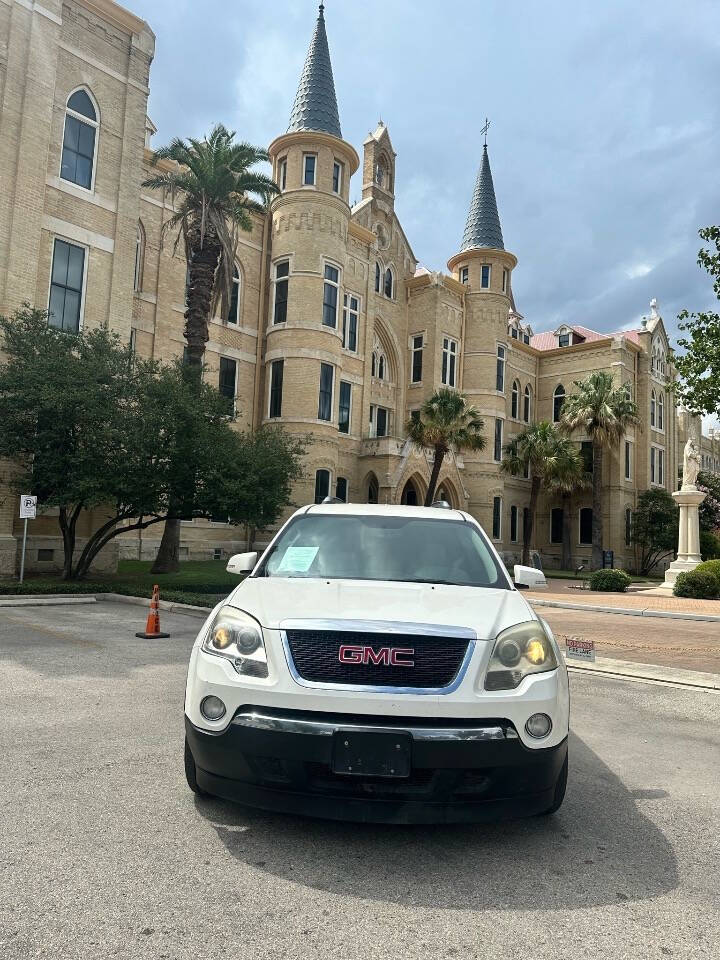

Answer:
[373,222,390,251]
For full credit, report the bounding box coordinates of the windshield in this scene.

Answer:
[257,514,510,589]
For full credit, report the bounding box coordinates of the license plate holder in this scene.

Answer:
[331,730,412,778]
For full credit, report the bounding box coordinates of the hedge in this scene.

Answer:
[588,569,632,592]
[673,569,720,600]
[696,558,720,581]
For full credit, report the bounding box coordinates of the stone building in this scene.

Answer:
[0,0,716,576]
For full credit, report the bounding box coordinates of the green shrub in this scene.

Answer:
[673,569,720,600]
[696,558,720,579]
[588,569,632,592]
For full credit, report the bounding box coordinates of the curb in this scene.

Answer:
[530,597,720,623]
[100,593,212,619]
[0,595,97,607]
[0,592,213,619]
[565,654,720,691]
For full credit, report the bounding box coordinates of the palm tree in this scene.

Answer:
[406,389,485,506]
[560,372,640,569]
[143,124,278,572]
[143,123,278,368]
[501,421,586,566]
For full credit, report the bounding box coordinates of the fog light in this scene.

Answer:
[200,695,226,721]
[525,713,552,739]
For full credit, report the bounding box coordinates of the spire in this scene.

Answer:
[287,3,342,139]
[460,144,504,252]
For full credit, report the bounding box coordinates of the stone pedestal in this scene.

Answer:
[659,486,706,592]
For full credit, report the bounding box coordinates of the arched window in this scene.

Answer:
[384,267,394,299]
[511,380,520,419]
[375,262,381,293]
[523,385,531,423]
[61,88,98,190]
[372,347,387,381]
[650,389,656,428]
[553,384,565,423]
[378,354,385,380]
[133,221,145,293]
[227,263,241,324]
[658,391,664,430]
[375,161,385,186]
[371,351,377,377]
[367,475,379,503]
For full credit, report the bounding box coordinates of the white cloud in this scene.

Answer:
[625,263,654,280]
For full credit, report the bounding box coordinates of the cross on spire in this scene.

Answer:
[481,117,491,145]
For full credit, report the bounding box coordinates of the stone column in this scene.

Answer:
[661,487,706,590]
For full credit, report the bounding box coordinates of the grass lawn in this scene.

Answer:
[0,559,240,607]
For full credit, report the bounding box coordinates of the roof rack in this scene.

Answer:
[431,500,451,509]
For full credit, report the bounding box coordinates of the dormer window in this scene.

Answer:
[558,332,570,347]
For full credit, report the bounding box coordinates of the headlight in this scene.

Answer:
[484,621,558,691]
[202,606,268,678]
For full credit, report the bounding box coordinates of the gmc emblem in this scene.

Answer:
[338,644,415,667]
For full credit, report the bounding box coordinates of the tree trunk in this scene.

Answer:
[152,233,221,573]
[424,447,445,506]
[523,476,541,566]
[58,507,76,581]
[591,441,604,570]
[184,235,222,366]
[152,516,182,574]
[561,493,572,571]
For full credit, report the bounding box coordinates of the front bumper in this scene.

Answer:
[185,708,567,824]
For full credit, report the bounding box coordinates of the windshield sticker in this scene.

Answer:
[277,546,319,573]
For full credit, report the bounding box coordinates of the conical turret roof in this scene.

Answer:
[460,145,504,251]
[287,4,342,139]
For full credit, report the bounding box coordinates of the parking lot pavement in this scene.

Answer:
[540,605,720,674]
[1,602,719,960]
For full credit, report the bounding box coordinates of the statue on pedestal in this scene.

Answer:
[682,425,701,490]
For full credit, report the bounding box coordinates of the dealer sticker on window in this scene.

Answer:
[277,546,319,573]
[565,636,595,662]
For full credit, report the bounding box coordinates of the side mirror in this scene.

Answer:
[226,552,258,575]
[513,564,547,591]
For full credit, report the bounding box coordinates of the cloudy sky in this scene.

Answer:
[133,0,719,346]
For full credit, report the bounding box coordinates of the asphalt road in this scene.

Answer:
[1,601,719,960]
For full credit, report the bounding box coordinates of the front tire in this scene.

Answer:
[184,737,206,796]
[540,753,568,815]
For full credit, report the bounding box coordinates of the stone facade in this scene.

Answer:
[0,0,717,576]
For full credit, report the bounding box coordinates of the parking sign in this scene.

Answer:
[20,495,37,519]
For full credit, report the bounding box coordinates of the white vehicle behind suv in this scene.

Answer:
[184,503,569,823]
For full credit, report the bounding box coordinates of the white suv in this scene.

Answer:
[184,503,569,823]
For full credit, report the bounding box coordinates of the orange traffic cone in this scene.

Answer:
[135,584,170,639]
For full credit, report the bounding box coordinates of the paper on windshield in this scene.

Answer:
[277,545,319,573]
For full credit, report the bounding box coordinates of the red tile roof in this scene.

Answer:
[529,324,644,351]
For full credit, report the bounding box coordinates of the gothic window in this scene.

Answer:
[375,262,381,293]
[658,392,664,430]
[650,390,656,428]
[384,267,394,299]
[227,263,241,324]
[511,380,520,419]
[553,384,565,422]
[133,221,145,293]
[61,88,98,190]
[523,385,532,423]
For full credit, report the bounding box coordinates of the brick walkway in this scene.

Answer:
[528,579,720,617]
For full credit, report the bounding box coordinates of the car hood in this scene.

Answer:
[228,577,534,639]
